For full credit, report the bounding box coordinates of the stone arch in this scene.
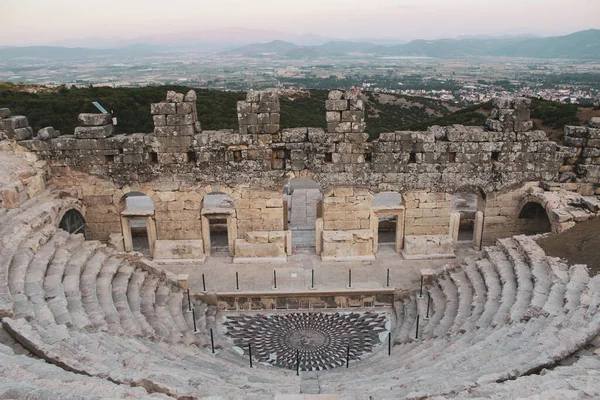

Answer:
[517,196,553,235]
[58,208,87,238]
[450,186,486,250]
[371,191,405,254]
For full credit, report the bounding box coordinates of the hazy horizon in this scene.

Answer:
[2,0,599,47]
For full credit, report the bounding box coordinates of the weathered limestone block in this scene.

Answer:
[590,117,600,129]
[234,239,285,260]
[0,115,28,130]
[325,100,349,111]
[151,103,177,115]
[321,230,374,261]
[153,240,205,261]
[37,127,59,140]
[402,235,455,259]
[282,128,308,143]
[1,186,20,208]
[78,113,112,126]
[0,108,10,118]
[328,90,344,100]
[74,125,113,139]
[184,90,197,102]
[154,125,194,137]
[246,231,269,243]
[13,127,33,140]
[166,114,194,126]
[166,91,185,103]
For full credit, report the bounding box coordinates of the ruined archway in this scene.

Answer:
[201,192,236,257]
[59,209,87,239]
[371,191,405,254]
[518,201,552,235]
[451,186,486,250]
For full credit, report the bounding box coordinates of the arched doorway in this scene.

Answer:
[120,191,156,257]
[371,192,405,253]
[451,187,486,250]
[518,202,552,234]
[201,192,236,257]
[284,178,322,251]
[59,209,86,238]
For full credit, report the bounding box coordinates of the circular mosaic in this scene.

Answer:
[224,312,388,371]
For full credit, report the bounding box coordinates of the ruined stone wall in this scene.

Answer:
[6,89,600,245]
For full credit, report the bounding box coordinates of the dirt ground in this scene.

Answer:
[538,217,600,276]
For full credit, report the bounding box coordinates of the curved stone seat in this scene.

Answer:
[111,264,142,336]
[127,269,156,338]
[96,256,125,334]
[461,258,487,332]
[140,274,169,340]
[475,257,502,329]
[80,248,109,331]
[485,247,516,326]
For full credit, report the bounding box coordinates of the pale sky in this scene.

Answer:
[2,0,599,46]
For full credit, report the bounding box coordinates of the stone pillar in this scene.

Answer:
[473,211,484,251]
[151,90,201,137]
[177,274,190,290]
[146,216,157,257]
[485,97,532,133]
[449,212,461,242]
[370,210,379,254]
[285,230,292,256]
[237,90,280,134]
[283,199,289,231]
[315,218,323,256]
[201,215,211,256]
[325,89,366,137]
[120,216,133,252]
[395,210,405,253]
[227,216,237,257]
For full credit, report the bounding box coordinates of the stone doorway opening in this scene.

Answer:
[371,192,405,254]
[450,188,486,250]
[284,178,322,251]
[120,191,156,258]
[201,192,236,257]
[518,202,552,234]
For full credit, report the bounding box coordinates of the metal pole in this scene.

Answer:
[236,271,239,291]
[386,268,390,287]
[426,294,431,319]
[192,307,197,332]
[210,328,215,353]
[296,349,300,375]
[415,315,420,340]
[274,270,277,289]
[202,273,206,291]
[311,269,314,289]
[419,276,424,297]
[346,344,350,368]
[348,269,352,288]
[248,342,253,368]
[388,331,392,355]
[187,288,192,311]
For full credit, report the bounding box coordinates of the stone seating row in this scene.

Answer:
[317,235,600,398]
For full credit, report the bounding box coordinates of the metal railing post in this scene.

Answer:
[210,328,215,353]
[202,273,206,291]
[192,307,197,332]
[248,342,253,368]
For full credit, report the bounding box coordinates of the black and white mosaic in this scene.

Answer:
[224,312,389,371]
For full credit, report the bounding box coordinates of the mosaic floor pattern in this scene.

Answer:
[224,312,389,371]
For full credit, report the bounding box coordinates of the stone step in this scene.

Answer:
[155,284,183,343]
[96,256,124,334]
[80,248,109,331]
[127,268,156,338]
[141,274,170,340]
[475,258,502,329]
[44,236,86,326]
[498,238,534,321]
[461,258,487,332]
[433,273,458,337]
[448,268,473,334]
[63,241,101,329]
[485,247,516,326]
[112,263,142,336]
[25,230,70,326]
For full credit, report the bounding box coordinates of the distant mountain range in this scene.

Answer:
[222,30,600,59]
[0,30,598,61]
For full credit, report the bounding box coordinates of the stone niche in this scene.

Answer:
[153,239,206,264]
[233,230,291,264]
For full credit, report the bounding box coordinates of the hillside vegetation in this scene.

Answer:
[0,84,597,141]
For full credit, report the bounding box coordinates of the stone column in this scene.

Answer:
[146,216,157,257]
[395,209,405,253]
[370,210,379,254]
[120,216,133,252]
[449,212,461,242]
[315,218,323,256]
[201,215,211,256]
[473,211,484,251]
[227,216,237,257]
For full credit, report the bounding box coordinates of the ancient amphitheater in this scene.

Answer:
[0,89,599,399]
